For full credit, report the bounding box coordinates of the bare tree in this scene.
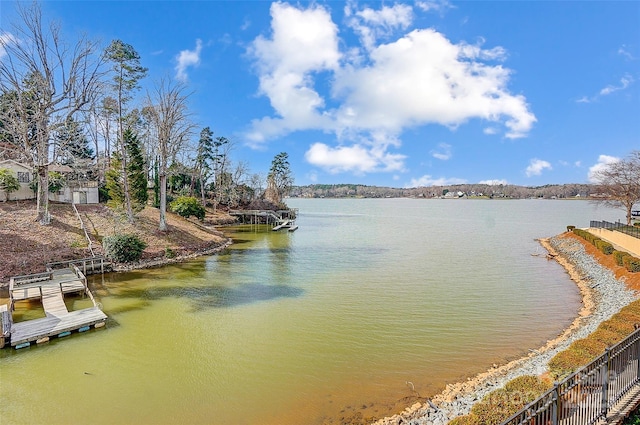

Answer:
[145,78,195,231]
[0,2,105,224]
[591,151,640,225]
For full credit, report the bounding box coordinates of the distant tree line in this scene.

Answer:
[291,183,598,200]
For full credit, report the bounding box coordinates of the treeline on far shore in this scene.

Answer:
[290,183,597,200]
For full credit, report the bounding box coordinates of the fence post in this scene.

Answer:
[636,327,640,382]
[601,347,610,418]
[552,382,559,425]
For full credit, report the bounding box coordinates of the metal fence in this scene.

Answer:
[501,328,640,425]
[590,220,640,240]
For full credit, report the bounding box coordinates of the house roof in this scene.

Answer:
[49,164,74,173]
[0,159,31,171]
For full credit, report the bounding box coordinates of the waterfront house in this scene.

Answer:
[0,160,99,204]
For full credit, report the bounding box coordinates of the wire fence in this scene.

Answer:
[590,220,640,240]
[501,328,640,425]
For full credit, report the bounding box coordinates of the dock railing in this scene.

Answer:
[46,256,111,275]
[591,220,640,240]
[70,264,99,308]
[9,271,53,289]
[500,328,640,425]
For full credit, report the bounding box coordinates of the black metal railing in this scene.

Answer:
[590,220,640,240]
[501,328,640,425]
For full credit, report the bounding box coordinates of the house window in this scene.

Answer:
[17,172,30,183]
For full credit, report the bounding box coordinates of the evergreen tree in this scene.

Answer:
[105,39,148,223]
[267,152,294,207]
[124,128,148,211]
[105,153,124,207]
[195,127,214,205]
[54,116,94,165]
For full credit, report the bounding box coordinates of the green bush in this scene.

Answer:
[613,250,631,266]
[170,196,205,220]
[623,255,640,273]
[595,240,614,255]
[102,234,147,263]
[567,225,576,232]
[165,247,176,259]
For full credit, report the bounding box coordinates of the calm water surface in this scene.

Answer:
[0,199,622,425]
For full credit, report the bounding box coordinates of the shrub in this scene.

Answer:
[567,225,576,232]
[613,250,631,266]
[595,240,614,255]
[572,228,587,238]
[504,375,553,395]
[102,234,147,263]
[620,300,640,315]
[448,416,476,425]
[548,349,593,380]
[569,339,607,358]
[165,247,176,259]
[623,255,640,273]
[590,328,624,347]
[599,319,636,338]
[170,196,205,220]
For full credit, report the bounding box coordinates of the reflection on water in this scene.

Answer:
[113,283,304,311]
[0,199,624,425]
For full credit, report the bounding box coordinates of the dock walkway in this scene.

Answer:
[4,258,109,349]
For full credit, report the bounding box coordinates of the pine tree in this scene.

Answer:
[195,127,214,205]
[124,129,148,211]
[105,153,124,207]
[54,116,94,165]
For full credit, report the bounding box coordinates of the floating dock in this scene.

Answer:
[2,257,110,349]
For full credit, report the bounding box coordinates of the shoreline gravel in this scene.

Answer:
[372,234,638,425]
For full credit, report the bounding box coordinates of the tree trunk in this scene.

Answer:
[200,175,206,207]
[36,165,50,225]
[159,173,167,231]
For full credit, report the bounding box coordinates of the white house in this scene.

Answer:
[0,160,99,204]
[0,159,36,201]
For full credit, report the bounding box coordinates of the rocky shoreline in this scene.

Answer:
[373,234,638,425]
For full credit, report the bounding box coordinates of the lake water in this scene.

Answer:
[0,199,623,425]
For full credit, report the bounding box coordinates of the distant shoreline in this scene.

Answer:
[372,232,637,425]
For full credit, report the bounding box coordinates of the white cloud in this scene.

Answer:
[479,179,507,185]
[588,154,619,183]
[577,74,634,103]
[525,158,552,177]
[175,39,203,82]
[431,143,452,160]
[247,2,536,175]
[618,45,635,61]
[407,175,467,187]
[305,141,405,174]
[416,0,454,13]
[599,74,634,96]
[346,3,413,51]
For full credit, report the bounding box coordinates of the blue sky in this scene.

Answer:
[1,1,639,188]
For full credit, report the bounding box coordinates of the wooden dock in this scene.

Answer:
[3,258,109,349]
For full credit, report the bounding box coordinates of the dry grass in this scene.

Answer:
[0,200,232,284]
